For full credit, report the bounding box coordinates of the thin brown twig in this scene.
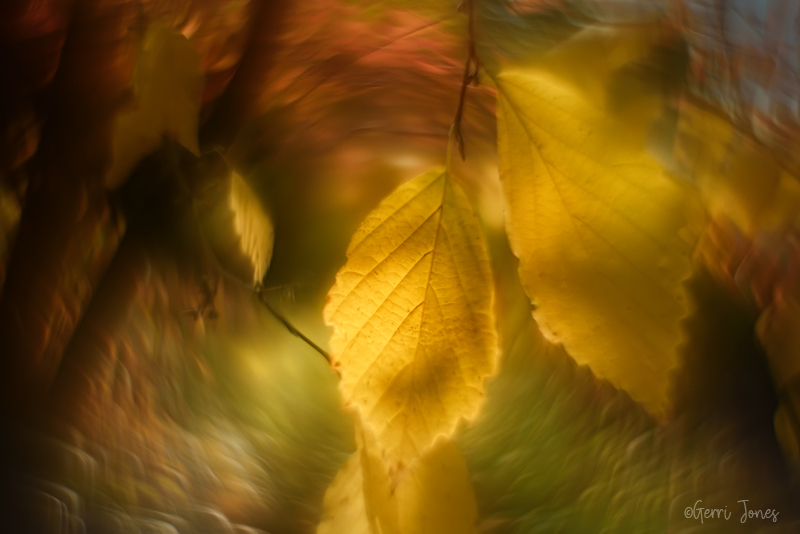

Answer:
[282,15,456,111]
[254,283,331,363]
[452,0,480,160]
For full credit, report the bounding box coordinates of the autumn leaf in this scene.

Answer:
[318,421,398,534]
[195,166,274,286]
[229,172,274,284]
[538,25,659,106]
[106,23,203,188]
[393,436,477,534]
[317,421,477,534]
[317,452,373,534]
[536,24,675,141]
[324,169,497,465]
[495,67,703,416]
[674,99,794,236]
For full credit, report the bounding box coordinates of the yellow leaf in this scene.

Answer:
[393,437,477,534]
[674,100,796,235]
[496,68,702,416]
[318,422,399,534]
[229,172,274,284]
[196,168,274,285]
[316,454,373,534]
[106,23,203,188]
[317,422,477,534]
[324,170,497,465]
[538,25,660,108]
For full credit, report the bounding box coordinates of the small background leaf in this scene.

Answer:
[106,23,203,188]
[674,99,800,236]
[229,171,274,284]
[194,165,275,286]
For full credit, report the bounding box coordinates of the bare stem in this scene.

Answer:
[452,0,480,160]
[254,283,331,363]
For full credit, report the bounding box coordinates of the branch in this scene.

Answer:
[254,283,332,363]
[452,0,480,161]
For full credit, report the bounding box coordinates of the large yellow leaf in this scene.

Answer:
[106,23,203,188]
[317,422,477,534]
[324,170,497,465]
[495,68,702,416]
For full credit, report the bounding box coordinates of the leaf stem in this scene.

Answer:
[254,283,332,363]
[452,0,480,161]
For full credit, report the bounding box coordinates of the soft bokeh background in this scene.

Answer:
[2,0,800,532]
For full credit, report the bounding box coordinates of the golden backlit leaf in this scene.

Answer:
[106,23,203,188]
[317,422,477,534]
[316,453,373,534]
[229,171,274,284]
[496,68,702,416]
[393,437,478,534]
[324,169,497,465]
[318,421,399,534]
